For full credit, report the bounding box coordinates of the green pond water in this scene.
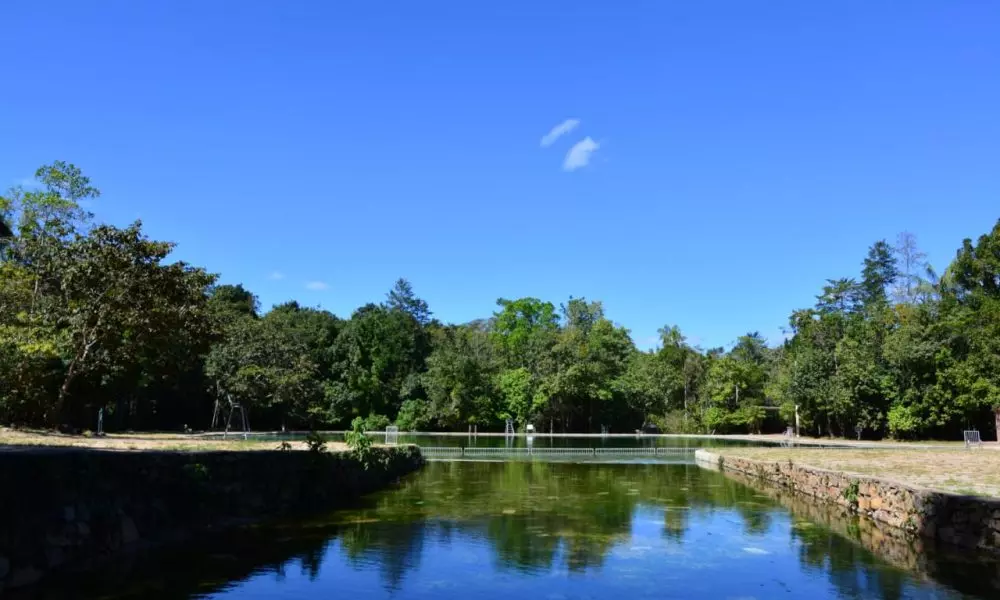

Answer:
[29,457,1000,599]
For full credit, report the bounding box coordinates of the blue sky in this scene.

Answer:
[2,1,998,350]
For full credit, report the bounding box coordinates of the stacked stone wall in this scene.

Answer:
[695,449,1000,553]
[0,446,423,591]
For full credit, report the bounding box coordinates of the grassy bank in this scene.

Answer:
[0,427,348,452]
[711,446,1000,498]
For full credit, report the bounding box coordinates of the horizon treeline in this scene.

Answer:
[2,163,998,439]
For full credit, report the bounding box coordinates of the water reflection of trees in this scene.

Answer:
[32,461,1000,599]
[721,467,1000,600]
[794,523,907,600]
[335,461,770,578]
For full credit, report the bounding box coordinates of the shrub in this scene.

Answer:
[842,481,860,509]
[887,404,920,439]
[363,413,391,432]
[649,410,700,434]
[395,399,433,431]
[703,407,731,434]
[345,416,373,467]
[305,430,327,453]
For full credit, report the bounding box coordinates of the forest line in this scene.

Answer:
[2,162,999,439]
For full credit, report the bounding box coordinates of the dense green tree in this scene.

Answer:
[545,301,634,432]
[861,240,899,306]
[209,284,259,321]
[944,219,1000,435]
[702,333,771,433]
[497,366,535,429]
[48,223,216,426]
[422,324,498,429]
[490,297,559,372]
[205,316,321,429]
[387,278,432,325]
[328,302,428,425]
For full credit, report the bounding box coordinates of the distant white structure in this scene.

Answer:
[964,429,983,449]
[385,425,399,446]
[526,424,535,433]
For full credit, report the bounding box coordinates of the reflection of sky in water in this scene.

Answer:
[198,463,984,600]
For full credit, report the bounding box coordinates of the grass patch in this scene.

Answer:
[712,447,1000,498]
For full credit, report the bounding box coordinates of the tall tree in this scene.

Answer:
[861,240,899,306]
[893,232,928,304]
[945,219,1000,437]
[206,316,321,429]
[329,303,428,424]
[490,297,559,372]
[422,324,498,429]
[51,222,216,426]
[387,278,432,325]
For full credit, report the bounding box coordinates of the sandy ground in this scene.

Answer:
[0,428,348,452]
[713,446,1000,498]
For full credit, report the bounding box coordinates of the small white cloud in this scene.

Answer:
[540,118,580,147]
[305,281,329,291]
[268,271,285,280]
[563,137,600,171]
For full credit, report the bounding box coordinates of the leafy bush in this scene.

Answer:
[649,410,700,434]
[395,399,433,431]
[703,407,731,434]
[734,405,766,434]
[304,430,327,453]
[887,404,920,439]
[345,416,373,467]
[842,480,860,508]
[363,413,391,432]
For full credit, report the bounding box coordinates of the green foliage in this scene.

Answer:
[497,367,534,428]
[842,481,860,508]
[4,160,1000,440]
[423,323,498,429]
[395,399,433,431]
[886,404,921,439]
[206,316,322,429]
[648,410,700,434]
[328,302,428,425]
[363,413,391,431]
[345,416,373,466]
[208,284,259,321]
[305,430,327,453]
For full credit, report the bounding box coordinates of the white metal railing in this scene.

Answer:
[418,446,697,459]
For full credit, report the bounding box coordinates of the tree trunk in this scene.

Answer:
[51,359,79,427]
[995,406,1000,442]
[51,336,97,428]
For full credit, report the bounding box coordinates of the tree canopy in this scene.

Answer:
[2,163,999,439]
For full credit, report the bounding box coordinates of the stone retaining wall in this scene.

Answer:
[0,446,423,591]
[695,449,1000,553]
[712,462,1000,594]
